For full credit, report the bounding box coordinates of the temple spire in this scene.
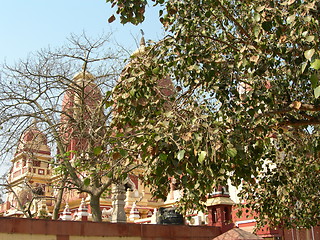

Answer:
[131,30,146,57]
[140,29,145,46]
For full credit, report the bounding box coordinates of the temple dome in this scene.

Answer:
[17,122,50,153]
[21,124,47,145]
[72,70,95,83]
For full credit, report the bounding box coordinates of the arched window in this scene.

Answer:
[212,208,217,223]
[224,207,230,222]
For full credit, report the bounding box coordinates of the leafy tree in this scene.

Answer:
[107,0,320,228]
[0,33,139,222]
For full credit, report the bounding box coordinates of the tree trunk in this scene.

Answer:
[52,176,67,220]
[90,193,102,222]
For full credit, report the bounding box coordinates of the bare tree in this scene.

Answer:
[0,33,141,222]
[0,173,49,218]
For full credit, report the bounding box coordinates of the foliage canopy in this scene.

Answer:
[107,0,320,228]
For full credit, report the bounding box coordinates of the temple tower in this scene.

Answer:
[5,121,52,216]
[60,69,103,156]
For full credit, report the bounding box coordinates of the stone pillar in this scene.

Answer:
[111,184,126,223]
[151,208,157,224]
[169,177,175,200]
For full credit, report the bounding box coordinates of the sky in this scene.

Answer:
[0,0,164,174]
[0,0,164,64]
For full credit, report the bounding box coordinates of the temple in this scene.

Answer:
[0,38,318,240]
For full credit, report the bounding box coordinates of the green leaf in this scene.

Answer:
[186,166,195,176]
[105,100,113,108]
[84,178,90,186]
[119,149,128,157]
[310,74,318,89]
[256,6,265,12]
[154,135,161,141]
[248,109,255,117]
[93,146,102,155]
[159,153,168,161]
[105,90,112,98]
[286,14,295,24]
[254,13,261,22]
[172,159,179,167]
[253,26,260,38]
[107,171,113,178]
[314,86,320,98]
[152,67,160,74]
[177,150,185,160]
[262,21,272,31]
[310,59,320,70]
[306,35,315,42]
[301,62,308,73]
[198,151,206,163]
[227,147,237,158]
[129,88,135,96]
[304,16,312,22]
[304,49,315,60]
[288,0,296,5]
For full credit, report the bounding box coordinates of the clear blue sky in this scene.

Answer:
[0,0,164,64]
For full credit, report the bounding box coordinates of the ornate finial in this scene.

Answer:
[140,29,145,46]
[102,208,108,216]
[61,202,72,221]
[64,203,70,211]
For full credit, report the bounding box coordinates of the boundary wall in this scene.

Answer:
[0,217,221,240]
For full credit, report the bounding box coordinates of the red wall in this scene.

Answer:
[0,217,221,240]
